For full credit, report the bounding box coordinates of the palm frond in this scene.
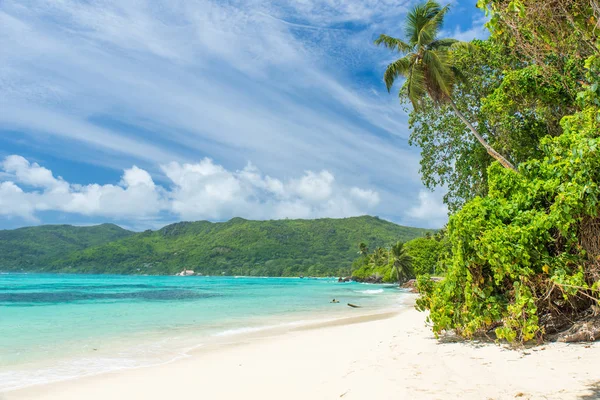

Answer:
[449,41,475,52]
[417,3,450,46]
[405,0,443,46]
[374,34,413,54]
[428,38,459,50]
[383,55,414,92]
[422,49,454,100]
[451,66,468,85]
[405,65,427,110]
[389,241,413,285]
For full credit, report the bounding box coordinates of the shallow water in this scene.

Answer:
[0,273,406,391]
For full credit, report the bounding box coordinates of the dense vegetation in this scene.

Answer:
[351,233,447,283]
[0,216,433,277]
[0,224,134,268]
[378,0,600,342]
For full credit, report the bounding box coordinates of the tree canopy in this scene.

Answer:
[376,0,516,171]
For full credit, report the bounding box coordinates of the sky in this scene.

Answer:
[0,0,487,231]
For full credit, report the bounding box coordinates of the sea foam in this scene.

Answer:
[356,289,384,294]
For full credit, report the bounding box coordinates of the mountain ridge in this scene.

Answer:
[0,216,435,276]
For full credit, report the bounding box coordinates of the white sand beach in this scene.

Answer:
[6,301,600,400]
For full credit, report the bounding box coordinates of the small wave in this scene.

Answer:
[0,341,205,392]
[356,289,384,294]
[213,319,314,337]
[213,326,269,337]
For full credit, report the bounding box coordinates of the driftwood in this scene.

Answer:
[347,303,361,308]
[557,318,600,342]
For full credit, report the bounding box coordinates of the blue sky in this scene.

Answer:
[0,0,486,230]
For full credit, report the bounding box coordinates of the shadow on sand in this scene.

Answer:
[578,381,600,399]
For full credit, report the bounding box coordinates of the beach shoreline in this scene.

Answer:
[0,274,408,393]
[1,301,407,393]
[6,296,600,400]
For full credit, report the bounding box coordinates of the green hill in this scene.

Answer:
[0,224,135,270]
[1,216,434,276]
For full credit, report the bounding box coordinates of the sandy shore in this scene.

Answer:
[6,300,600,400]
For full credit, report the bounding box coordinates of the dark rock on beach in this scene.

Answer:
[401,279,419,293]
[350,275,383,284]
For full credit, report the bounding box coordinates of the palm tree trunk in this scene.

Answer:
[448,98,518,172]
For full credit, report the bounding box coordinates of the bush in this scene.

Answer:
[404,237,448,276]
[350,254,395,283]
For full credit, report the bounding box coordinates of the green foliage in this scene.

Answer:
[478,0,597,84]
[0,224,134,269]
[408,39,581,211]
[404,236,448,276]
[408,0,600,344]
[417,97,600,342]
[0,216,433,276]
[480,64,579,158]
[351,249,395,283]
[351,235,450,283]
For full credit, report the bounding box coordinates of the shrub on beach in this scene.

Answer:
[404,236,449,276]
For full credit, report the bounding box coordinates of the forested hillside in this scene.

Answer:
[0,224,134,269]
[1,216,433,276]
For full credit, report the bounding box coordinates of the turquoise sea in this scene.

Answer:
[0,273,407,391]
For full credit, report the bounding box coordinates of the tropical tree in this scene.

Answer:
[369,246,387,267]
[375,0,517,171]
[388,241,413,286]
[358,242,369,256]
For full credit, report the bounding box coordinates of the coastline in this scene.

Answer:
[0,274,406,392]
[6,296,600,400]
[0,293,408,393]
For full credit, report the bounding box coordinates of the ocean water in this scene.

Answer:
[0,273,407,391]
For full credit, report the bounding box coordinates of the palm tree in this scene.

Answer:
[389,241,413,286]
[369,246,387,267]
[358,242,369,256]
[375,0,517,172]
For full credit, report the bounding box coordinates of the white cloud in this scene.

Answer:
[162,159,379,220]
[291,171,335,203]
[0,155,380,223]
[0,156,164,220]
[2,155,66,189]
[350,187,380,207]
[0,181,37,220]
[406,190,448,228]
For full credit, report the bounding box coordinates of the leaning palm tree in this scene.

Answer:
[375,0,517,171]
[389,241,413,286]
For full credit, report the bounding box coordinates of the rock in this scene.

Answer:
[402,279,418,293]
[338,277,352,282]
[350,275,383,284]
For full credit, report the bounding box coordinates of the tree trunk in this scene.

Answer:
[448,98,518,172]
